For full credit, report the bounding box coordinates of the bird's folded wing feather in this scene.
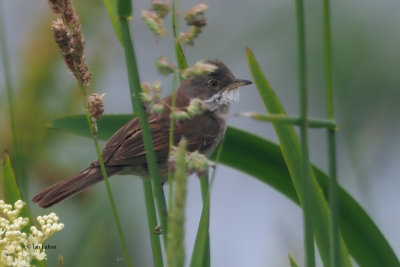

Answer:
[99,112,220,167]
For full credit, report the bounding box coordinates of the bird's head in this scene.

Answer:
[179,60,252,112]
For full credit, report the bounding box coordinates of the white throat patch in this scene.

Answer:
[203,89,240,111]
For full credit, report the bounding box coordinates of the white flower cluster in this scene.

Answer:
[0,200,64,267]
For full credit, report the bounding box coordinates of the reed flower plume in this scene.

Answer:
[87,93,106,132]
[167,139,188,267]
[48,0,91,91]
[179,4,209,46]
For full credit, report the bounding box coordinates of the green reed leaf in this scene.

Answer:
[117,0,132,18]
[247,47,351,267]
[288,254,299,267]
[104,0,123,42]
[1,152,31,223]
[48,114,400,267]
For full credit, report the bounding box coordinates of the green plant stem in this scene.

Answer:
[167,139,187,267]
[191,142,224,267]
[295,0,315,266]
[143,179,164,267]
[172,0,179,39]
[323,0,334,118]
[327,130,339,266]
[239,113,337,129]
[169,0,187,211]
[199,174,210,267]
[0,1,27,197]
[119,17,168,244]
[322,0,341,265]
[82,99,132,267]
[172,0,188,73]
[168,72,178,211]
[199,175,209,204]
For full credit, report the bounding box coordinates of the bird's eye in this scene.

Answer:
[208,79,219,89]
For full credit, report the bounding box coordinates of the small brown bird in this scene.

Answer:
[33,60,252,208]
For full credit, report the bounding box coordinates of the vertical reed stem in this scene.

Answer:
[143,179,164,267]
[295,0,315,266]
[322,0,341,265]
[119,17,168,244]
[82,90,133,267]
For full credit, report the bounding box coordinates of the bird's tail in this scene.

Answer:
[32,166,121,208]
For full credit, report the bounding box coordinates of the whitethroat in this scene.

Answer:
[33,60,252,208]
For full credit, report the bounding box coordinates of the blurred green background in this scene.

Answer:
[1,0,399,266]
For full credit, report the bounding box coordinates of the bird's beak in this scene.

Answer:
[223,79,253,91]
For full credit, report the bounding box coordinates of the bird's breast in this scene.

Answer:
[202,108,229,157]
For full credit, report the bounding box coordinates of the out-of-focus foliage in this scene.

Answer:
[1,0,400,266]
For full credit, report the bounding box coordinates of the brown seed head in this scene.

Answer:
[178,26,202,46]
[183,4,208,27]
[78,56,91,89]
[88,93,106,120]
[150,1,170,19]
[155,56,176,75]
[141,10,166,36]
[51,18,73,55]
[48,0,66,14]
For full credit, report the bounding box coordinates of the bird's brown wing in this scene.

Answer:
[102,111,221,167]
[100,117,143,164]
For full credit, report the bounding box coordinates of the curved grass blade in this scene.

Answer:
[172,0,188,72]
[190,187,210,267]
[247,47,351,267]
[194,174,211,267]
[117,0,132,19]
[104,0,123,42]
[289,254,299,267]
[1,151,31,220]
[47,114,134,141]
[219,128,400,267]
[47,115,400,266]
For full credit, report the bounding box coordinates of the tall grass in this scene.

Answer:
[322,0,341,265]
[294,0,316,265]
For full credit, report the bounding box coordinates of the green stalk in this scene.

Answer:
[327,130,338,266]
[322,0,341,265]
[172,0,179,40]
[199,175,209,205]
[143,179,164,267]
[294,0,315,266]
[168,72,178,211]
[172,0,188,72]
[169,0,187,210]
[241,113,337,129]
[0,1,27,197]
[51,1,133,264]
[191,142,224,267]
[119,18,168,244]
[198,174,210,267]
[167,139,187,267]
[81,92,132,267]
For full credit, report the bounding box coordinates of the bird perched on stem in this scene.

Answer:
[33,60,252,208]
